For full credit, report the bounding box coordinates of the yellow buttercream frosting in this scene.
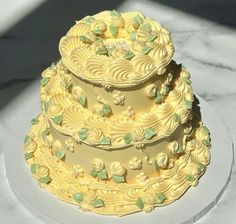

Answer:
[23,10,211,216]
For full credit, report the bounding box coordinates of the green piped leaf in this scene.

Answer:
[96,48,108,55]
[73,192,84,203]
[176,145,184,153]
[31,118,39,125]
[147,34,157,42]
[49,62,55,69]
[140,23,152,32]
[112,174,125,183]
[78,95,87,106]
[39,176,52,184]
[186,174,196,181]
[202,126,210,134]
[136,197,144,209]
[90,170,98,178]
[55,150,66,160]
[84,16,95,24]
[184,99,193,110]
[153,158,158,171]
[197,163,206,173]
[124,133,133,144]
[53,115,63,125]
[30,164,39,173]
[101,137,111,145]
[111,10,120,17]
[134,15,143,25]
[43,101,50,112]
[80,35,91,44]
[123,51,135,60]
[40,77,49,87]
[142,46,152,55]
[92,198,105,208]
[102,104,111,116]
[109,25,118,37]
[93,29,104,35]
[173,113,181,123]
[78,128,88,141]
[182,77,192,84]
[24,135,32,144]
[130,31,137,42]
[154,91,163,104]
[201,139,211,146]
[42,128,50,137]
[65,82,73,92]
[97,169,108,180]
[156,193,167,204]
[144,128,156,140]
[24,152,34,160]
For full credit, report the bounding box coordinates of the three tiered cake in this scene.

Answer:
[23,10,211,216]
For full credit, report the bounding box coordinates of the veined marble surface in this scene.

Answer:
[0,0,236,223]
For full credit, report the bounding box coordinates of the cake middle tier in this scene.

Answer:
[39,60,194,149]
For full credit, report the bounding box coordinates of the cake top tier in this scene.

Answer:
[59,11,174,88]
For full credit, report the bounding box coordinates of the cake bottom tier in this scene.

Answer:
[23,113,211,216]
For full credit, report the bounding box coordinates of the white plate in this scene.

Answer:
[3,82,234,224]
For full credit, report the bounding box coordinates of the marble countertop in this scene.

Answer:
[0,0,236,223]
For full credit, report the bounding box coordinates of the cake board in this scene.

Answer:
[3,82,234,224]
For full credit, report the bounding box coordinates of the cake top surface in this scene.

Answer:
[59,10,174,88]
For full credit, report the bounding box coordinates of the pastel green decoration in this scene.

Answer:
[109,25,118,37]
[24,135,32,144]
[111,10,121,17]
[197,163,206,172]
[79,35,91,44]
[52,115,63,125]
[97,169,108,180]
[31,118,39,125]
[182,77,192,84]
[112,174,125,183]
[43,101,50,112]
[173,113,181,123]
[140,23,151,32]
[136,197,144,209]
[73,192,84,203]
[78,95,87,106]
[30,164,39,173]
[84,16,95,24]
[24,152,34,160]
[142,46,152,55]
[102,104,111,116]
[130,31,137,42]
[65,82,73,92]
[176,144,184,153]
[92,199,105,208]
[100,137,111,145]
[123,51,135,60]
[40,77,49,87]
[202,139,211,147]
[39,176,52,184]
[55,150,66,160]
[152,158,158,171]
[154,91,163,103]
[90,169,108,180]
[134,15,143,25]
[184,99,193,110]
[78,128,88,141]
[96,48,108,55]
[144,128,156,140]
[156,193,167,204]
[124,133,133,144]
[202,126,210,134]
[93,29,104,35]
[186,174,196,181]
[147,34,157,42]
